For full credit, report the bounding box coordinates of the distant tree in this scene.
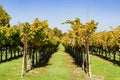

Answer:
[53,27,62,38]
[0,5,11,27]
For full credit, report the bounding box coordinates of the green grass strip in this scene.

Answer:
[91,55,120,80]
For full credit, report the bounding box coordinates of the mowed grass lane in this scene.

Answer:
[35,44,83,80]
[0,44,120,80]
[91,55,120,80]
[0,58,22,80]
[0,44,83,80]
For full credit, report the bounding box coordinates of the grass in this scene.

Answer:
[0,44,120,80]
[91,55,120,80]
[28,44,83,80]
[0,44,83,80]
[0,58,22,80]
[37,51,71,80]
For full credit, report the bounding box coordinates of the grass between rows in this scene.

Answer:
[0,44,120,80]
[0,44,83,80]
[25,44,83,80]
[91,55,120,80]
[0,58,22,80]
[37,51,71,80]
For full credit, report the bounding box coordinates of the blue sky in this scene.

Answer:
[0,0,120,32]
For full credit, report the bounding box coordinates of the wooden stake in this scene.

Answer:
[85,31,92,78]
[21,29,27,76]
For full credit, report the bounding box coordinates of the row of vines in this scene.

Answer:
[0,18,61,71]
[0,26,23,62]
[90,27,120,64]
[0,5,62,74]
[61,18,120,76]
[61,18,98,76]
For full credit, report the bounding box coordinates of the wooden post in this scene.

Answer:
[21,29,27,76]
[0,48,3,61]
[118,49,120,63]
[85,31,92,78]
[5,47,7,60]
[85,31,89,74]
[82,51,85,72]
[24,29,27,73]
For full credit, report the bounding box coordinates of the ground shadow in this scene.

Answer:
[34,46,58,68]
[0,54,23,64]
[64,46,87,73]
[91,54,120,66]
